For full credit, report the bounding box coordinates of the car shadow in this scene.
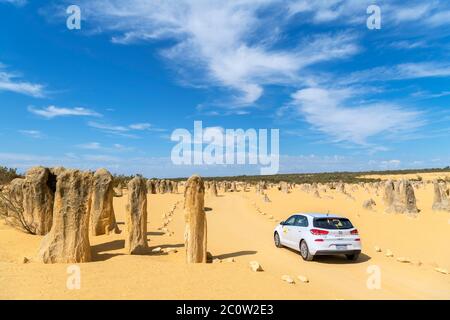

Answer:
[312,253,371,264]
[283,247,371,264]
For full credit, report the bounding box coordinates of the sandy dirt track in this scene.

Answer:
[1,176,449,299]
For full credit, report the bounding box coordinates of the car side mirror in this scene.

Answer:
[280,221,285,225]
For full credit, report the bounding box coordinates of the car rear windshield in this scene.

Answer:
[313,218,354,230]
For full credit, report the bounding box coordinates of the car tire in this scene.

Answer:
[274,232,282,248]
[346,253,360,261]
[300,240,314,261]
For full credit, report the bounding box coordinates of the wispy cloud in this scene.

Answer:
[288,87,423,146]
[0,0,27,7]
[76,142,134,152]
[87,122,129,133]
[76,142,102,150]
[28,105,102,119]
[287,1,450,28]
[129,123,152,130]
[18,130,43,139]
[287,0,370,24]
[389,40,428,50]
[69,0,360,106]
[87,121,164,137]
[0,64,44,97]
[390,3,435,23]
[342,62,450,85]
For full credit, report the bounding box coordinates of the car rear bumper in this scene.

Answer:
[309,241,362,255]
[314,249,361,256]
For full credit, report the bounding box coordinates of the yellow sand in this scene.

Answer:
[1,177,449,299]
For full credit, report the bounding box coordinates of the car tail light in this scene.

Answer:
[310,229,329,236]
[354,238,361,241]
[351,229,359,235]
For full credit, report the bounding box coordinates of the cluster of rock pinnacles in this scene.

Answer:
[5,166,207,264]
[4,167,449,264]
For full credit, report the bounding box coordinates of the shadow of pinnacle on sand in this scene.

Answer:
[214,250,257,260]
[91,239,126,262]
[92,240,185,261]
[147,231,165,236]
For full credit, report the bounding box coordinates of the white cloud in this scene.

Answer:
[287,0,370,24]
[18,130,43,139]
[88,121,164,137]
[342,62,450,85]
[0,64,44,97]
[87,121,129,133]
[287,1,450,28]
[391,3,435,23]
[28,105,101,119]
[390,40,428,50]
[87,121,139,138]
[426,10,450,26]
[77,142,102,150]
[0,0,27,6]
[76,142,134,152]
[73,0,360,106]
[290,87,422,146]
[129,123,151,130]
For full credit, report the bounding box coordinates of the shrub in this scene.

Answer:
[0,166,21,185]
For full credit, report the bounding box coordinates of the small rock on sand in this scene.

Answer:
[152,247,162,253]
[374,246,382,253]
[297,275,309,283]
[20,257,30,264]
[224,257,235,263]
[396,257,411,263]
[412,260,422,267]
[249,261,263,272]
[435,268,449,275]
[385,249,394,257]
[281,275,295,284]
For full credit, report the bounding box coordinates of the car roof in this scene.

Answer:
[293,213,344,219]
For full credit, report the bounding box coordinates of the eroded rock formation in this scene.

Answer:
[37,169,93,263]
[90,169,118,236]
[184,175,207,263]
[125,177,148,254]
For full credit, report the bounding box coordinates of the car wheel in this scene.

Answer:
[300,240,313,261]
[346,253,360,261]
[274,232,282,248]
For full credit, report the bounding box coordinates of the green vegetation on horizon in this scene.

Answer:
[1,165,450,185]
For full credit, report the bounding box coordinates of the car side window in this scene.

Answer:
[294,215,308,227]
[284,216,296,226]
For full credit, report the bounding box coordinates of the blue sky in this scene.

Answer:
[1,0,450,178]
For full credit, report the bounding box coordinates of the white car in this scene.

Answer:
[273,213,361,261]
